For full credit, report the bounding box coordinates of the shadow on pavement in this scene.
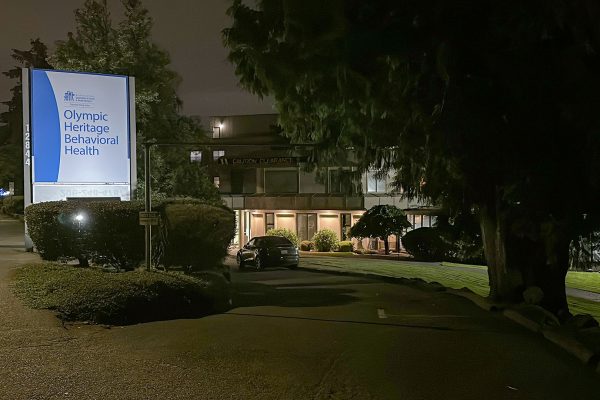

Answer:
[231,276,358,308]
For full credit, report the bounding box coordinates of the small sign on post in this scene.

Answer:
[8,181,14,196]
[139,211,159,225]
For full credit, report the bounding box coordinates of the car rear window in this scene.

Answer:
[263,236,292,246]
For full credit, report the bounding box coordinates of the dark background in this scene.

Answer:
[0,0,273,117]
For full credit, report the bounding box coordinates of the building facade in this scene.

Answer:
[200,114,435,250]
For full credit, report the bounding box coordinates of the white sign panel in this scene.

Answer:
[30,69,134,202]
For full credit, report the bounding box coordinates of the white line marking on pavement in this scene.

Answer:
[386,314,470,318]
[275,285,335,290]
[377,309,387,319]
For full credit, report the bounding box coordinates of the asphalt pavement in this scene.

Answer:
[1,216,599,399]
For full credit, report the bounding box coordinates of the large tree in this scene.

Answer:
[51,0,218,200]
[0,39,52,193]
[224,0,600,317]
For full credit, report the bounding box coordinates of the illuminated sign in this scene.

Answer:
[28,69,135,202]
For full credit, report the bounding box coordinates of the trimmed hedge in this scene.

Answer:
[401,227,450,261]
[1,195,24,215]
[266,228,299,247]
[25,200,145,269]
[12,263,226,325]
[313,229,338,252]
[337,241,354,252]
[155,199,235,271]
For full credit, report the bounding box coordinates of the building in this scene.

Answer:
[199,114,435,250]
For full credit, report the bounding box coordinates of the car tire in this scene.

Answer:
[237,254,246,271]
[288,264,298,270]
[255,255,264,270]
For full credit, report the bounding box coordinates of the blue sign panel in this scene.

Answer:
[31,69,130,185]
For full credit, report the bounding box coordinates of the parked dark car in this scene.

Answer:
[237,236,299,270]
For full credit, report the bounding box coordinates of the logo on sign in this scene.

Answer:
[64,91,75,102]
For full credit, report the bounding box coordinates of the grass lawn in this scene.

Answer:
[12,263,228,325]
[304,256,600,321]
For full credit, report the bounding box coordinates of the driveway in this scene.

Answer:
[1,217,599,399]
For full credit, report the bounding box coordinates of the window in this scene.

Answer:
[367,171,386,193]
[423,215,431,228]
[297,213,317,242]
[341,213,352,240]
[190,151,202,163]
[213,176,220,188]
[265,169,298,193]
[266,213,274,232]
[231,171,244,194]
[329,169,356,194]
[263,236,292,245]
[212,150,225,161]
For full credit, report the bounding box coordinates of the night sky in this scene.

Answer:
[0,0,274,117]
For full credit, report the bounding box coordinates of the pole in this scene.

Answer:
[144,143,152,271]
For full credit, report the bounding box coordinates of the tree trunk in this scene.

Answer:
[382,237,390,255]
[479,205,523,303]
[479,204,570,317]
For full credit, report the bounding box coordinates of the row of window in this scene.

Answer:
[253,212,435,243]
[262,212,354,242]
[215,169,394,194]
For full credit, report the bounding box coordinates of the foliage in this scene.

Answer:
[0,39,52,193]
[266,228,299,247]
[402,228,451,261]
[1,196,24,215]
[312,229,338,252]
[401,223,484,263]
[300,240,314,251]
[224,0,600,314]
[25,200,144,269]
[50,0,216,199]
[349,205,411,239]
[337,241,354,252]
[434,214,485,264]
[12,263,224,325]
[349,205,411,254]
[154,199,235,271]
[82,201,146,269]
[569,232,600,271]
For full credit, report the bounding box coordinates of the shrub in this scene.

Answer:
[26,201,90,261]
[155,199,235,271]
[266,228,299,247]
[1,195,24,215]
[12,263,225,325]
[85,201,146,269]
[401,227,451,261]
[312,229,338,252]
[337,241,354,252]
[25,200,145,269]
[300,240,314,251]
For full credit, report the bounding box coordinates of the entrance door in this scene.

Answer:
[297,213,317,242]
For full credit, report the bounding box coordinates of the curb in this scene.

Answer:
[299,264,600,375]
[503,309,542,333]
[542,328,597,365]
